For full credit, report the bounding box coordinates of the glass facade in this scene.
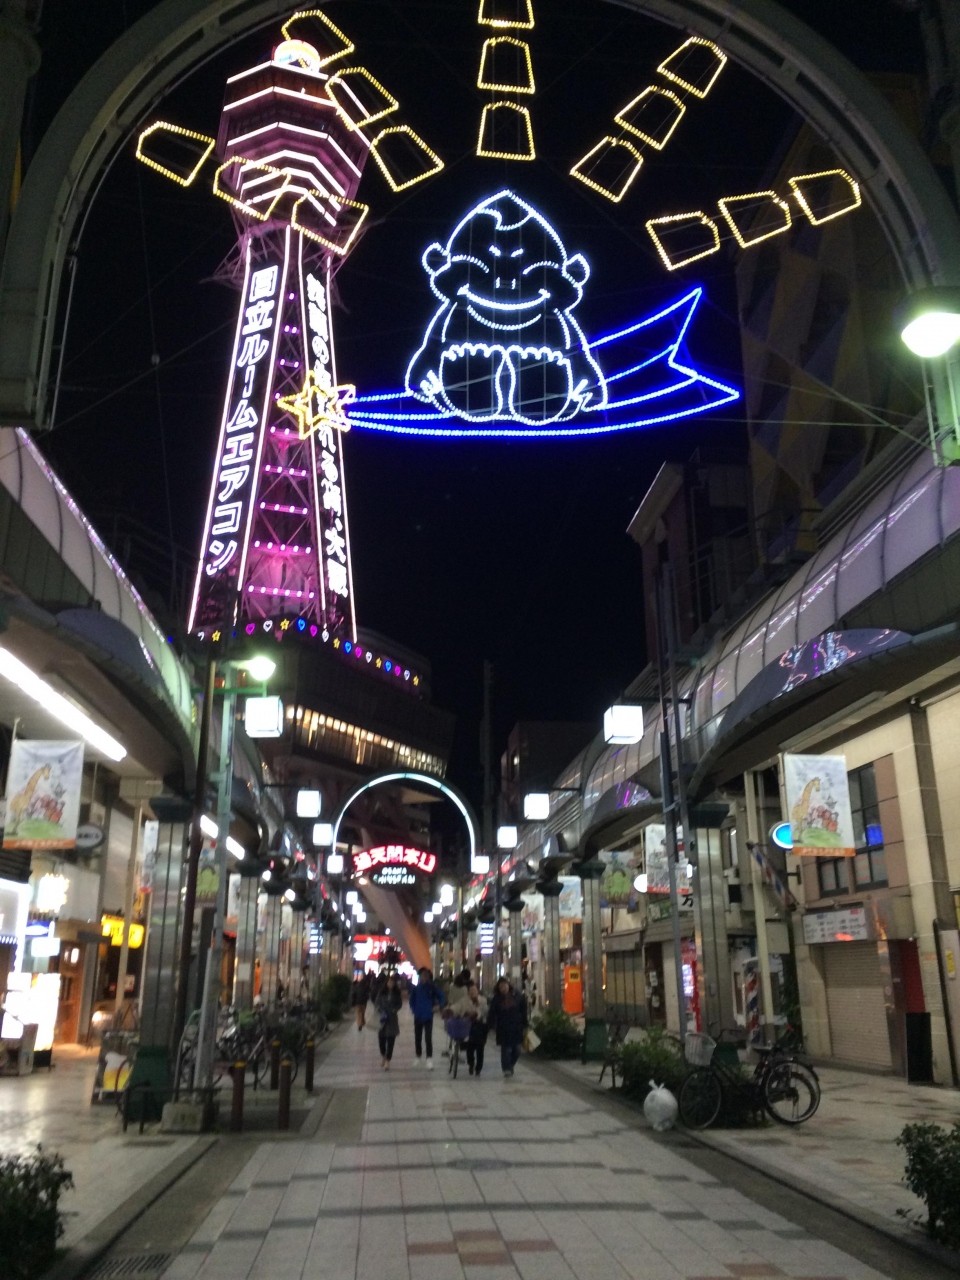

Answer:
[289,704,445,777]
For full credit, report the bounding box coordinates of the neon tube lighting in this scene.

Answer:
[0,647,126,761]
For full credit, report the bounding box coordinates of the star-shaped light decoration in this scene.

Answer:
[276,370,356,440]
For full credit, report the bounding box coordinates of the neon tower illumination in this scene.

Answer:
[188,32,369,640]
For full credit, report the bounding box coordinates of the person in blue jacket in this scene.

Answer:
[409,966,445,1068]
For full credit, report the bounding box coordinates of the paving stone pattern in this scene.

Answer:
[159,1013,892,1280]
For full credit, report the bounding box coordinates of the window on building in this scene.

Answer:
[817,857,848,896]
[849,763,887,889]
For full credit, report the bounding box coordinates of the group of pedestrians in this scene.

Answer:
[350,965,528,1077]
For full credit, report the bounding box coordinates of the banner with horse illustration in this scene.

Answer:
[783,753,856,857]
[3,740,84,849]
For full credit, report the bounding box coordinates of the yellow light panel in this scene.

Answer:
[614,86,685,150]
[717,190,792,248]
[212,156,288,220]
[477,101,536,160]
[657,36,727,99]
[569,136,643,202]
[645,212,721,270]
[370,125,445,191]
[788,169,862,226]
[477,38,535,94]
[135,121,216,186]
[281,10,355,66]
[326,67,400,130]
[292,191,370,255]
[478,0,535,30]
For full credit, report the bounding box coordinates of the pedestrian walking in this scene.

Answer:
[351,971,371,1031]
[375,973,403,1070]
[487,976,527,1077]
[409,966,445,1068]
[448,981,488,1076]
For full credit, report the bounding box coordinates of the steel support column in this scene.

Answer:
[540,881,563,1011]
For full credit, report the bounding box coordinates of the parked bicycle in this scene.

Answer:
[678,1030,821,1129]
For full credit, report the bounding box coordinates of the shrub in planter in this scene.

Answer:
[530,1010,581,1059]
[321,973,352,1021]
[0,1145,73,1280]
[618,1028,685,1103]
[897,1122,960,1248]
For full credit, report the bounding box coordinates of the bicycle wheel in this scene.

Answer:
[763,1061,821,1125]
[679,1068,722,1129]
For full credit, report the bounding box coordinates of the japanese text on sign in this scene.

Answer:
[353,845,437,876]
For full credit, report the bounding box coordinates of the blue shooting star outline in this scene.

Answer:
[349,286,739,437]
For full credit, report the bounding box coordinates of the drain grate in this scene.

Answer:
[86,1254,173,1278]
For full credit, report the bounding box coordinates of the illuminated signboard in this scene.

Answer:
[350,189,739,438]
[352,844,437,876]
[372,866,417,888]
[101,915,145,948]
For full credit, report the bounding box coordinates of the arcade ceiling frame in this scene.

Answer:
[0,0,959,431]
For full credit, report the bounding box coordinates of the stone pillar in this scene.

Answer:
[579,861,607,1060]
[261,893,282,1005]
[234,874,258,1010]
[540,880,563,1011]
[139,820,187,1051]
[507,900,523,987]
[696,826,734,1037]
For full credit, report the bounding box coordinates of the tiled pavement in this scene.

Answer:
[0,1044,199,1248]
[552,1056,960,1235]
[159,1015,897,1280]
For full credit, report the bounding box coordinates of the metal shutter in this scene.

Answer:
[824,942,892,1069]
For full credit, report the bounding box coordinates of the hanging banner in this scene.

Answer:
[558,876,582,919]
[783,753,856,857]
[3,741,84,850]
[598,847,638,906]
[521,891,544,934]
[642,824,691,895]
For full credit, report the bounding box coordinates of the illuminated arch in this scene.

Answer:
[1,0,959,427]
[331,769,483,872]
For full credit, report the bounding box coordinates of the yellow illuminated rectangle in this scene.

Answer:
[788,169,862,226]
[570,136,642,202]
[477,101,536,160]
[101,915,145,948]
[657,36,727,99]
[478,38,535,94]
[614,87,685,150]
[478,0,534,30]
[646,212,721,270]
[718,190,792,247]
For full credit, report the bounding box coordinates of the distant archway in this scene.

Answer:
[331,770,483,873]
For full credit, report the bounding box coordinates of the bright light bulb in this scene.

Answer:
[439,884,455,906]
[245,655,277,682]
[227,836,245,859]
[284,888,296,903]
[901,311,960,358]
[313,822,334,846]
[296,789,321,818]
[497,825,518,850]
[326,852,344,875]
[423,910,434,923]
[261,869,271,882]
[523,793,550,821]
[346,890,358,905]
[633,872,648,894]
[432,901,441,913]
[199,814,218,839]
[0,646,126,760]
[685,862,695,879]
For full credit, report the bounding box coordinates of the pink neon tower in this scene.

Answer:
[187,19,374,641]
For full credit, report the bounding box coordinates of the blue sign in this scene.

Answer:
[350,189,739,438]
[770,821,793,851]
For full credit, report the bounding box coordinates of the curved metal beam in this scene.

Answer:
[611,0,960,288]
[0,0,958,428]
[330,769,480,869]
[0,0,284,425]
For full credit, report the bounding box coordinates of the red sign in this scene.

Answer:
[353,844,437,875]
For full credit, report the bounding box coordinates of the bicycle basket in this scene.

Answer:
[446,1016,472,1042]
[683,1032,716,1066]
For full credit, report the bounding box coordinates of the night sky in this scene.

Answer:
[28,0,924,806]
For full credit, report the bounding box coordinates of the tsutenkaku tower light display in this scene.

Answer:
[135,10,444,642]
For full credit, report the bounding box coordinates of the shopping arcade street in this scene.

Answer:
[46,1015,952,1280]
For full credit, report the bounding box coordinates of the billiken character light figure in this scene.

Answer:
[406,190,607,425]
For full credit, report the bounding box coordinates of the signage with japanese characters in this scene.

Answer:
[353,844,437,876]
[802,906,869,944]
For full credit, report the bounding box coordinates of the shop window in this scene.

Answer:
[817,857,848,896]
[849,763,887,888]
